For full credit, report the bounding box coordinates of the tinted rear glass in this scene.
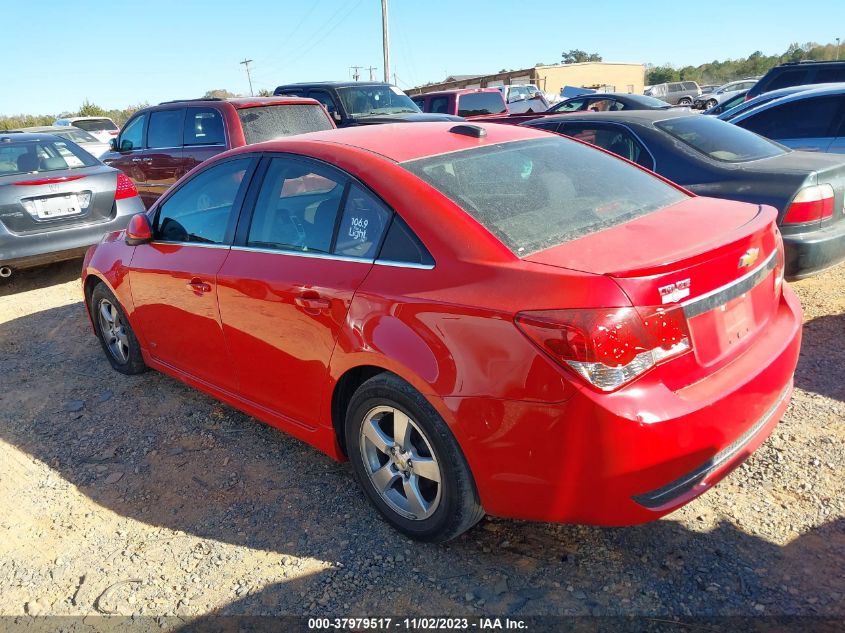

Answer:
[237,105,333,144]
[402,137,686,257]
[0,139,97,176]
[655,115,785,162]
[458,92,506,117]
[71,118,118,132]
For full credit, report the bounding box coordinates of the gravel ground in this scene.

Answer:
[0,259,843,626]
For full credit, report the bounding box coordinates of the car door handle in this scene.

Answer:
[294,295,331,310]
[187,278,212,294]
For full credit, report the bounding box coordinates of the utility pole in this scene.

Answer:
[240,59,254,96]
[350,66,363,81]
[367,66,378,81]
[381,0,390,83]
[837,38,841,61]
[393,72,398,87]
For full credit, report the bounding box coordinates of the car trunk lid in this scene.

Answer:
[0,165,119,235]
[526,197,783,368]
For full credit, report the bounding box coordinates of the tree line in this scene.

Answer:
[647,41,842,86]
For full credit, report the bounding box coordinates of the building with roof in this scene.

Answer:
[409,62,646,97]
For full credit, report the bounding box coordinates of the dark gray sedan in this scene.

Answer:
[0,133,144,277]
[522,111,845,279]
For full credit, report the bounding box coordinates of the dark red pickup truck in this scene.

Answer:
[411,88,545,125]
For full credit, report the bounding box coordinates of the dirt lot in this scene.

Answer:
[0,259,843,626]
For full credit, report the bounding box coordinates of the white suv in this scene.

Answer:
[53,117,120,144]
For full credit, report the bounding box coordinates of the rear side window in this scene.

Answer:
[378,215,434,266]
[766,69,809,91]
[334,184,391,258]
[655,115,785,161]
[458,92,506,117]
[237,105,333,144]
[154,158,251,244]
[550,98,586,113]
[430,96,450,114]
[403,137,686,257]
[816,67,845,82]
[736,96,843,139]
[558,123,654,170]
[147,109,183,149]
[72,118,118,132]
[184,108,225,146]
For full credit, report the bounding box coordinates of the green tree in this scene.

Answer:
[257,88,272,97]
[562,49,602,64]
[78,100,107,116]
[203,89,238,99]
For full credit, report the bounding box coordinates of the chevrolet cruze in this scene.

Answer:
[82,122,802,541]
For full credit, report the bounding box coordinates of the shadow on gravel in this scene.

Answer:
[794,313,845,402]
[1,303,843,618]
[0,258,83,298]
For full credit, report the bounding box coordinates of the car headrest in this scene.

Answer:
[16,153,39,172]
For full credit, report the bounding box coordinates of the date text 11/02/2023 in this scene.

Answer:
[307,617,528,630]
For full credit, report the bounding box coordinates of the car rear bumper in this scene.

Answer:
[0,197,143,270]
[783,220,845,280]
[440,285,802,525]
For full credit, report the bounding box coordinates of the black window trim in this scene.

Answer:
[557,120,657,171]
[231,151,435,269]
[148,154,260,247]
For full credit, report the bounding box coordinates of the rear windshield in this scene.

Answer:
[71,118,118,132]
[629,94,672,108]
[237,104,333,144]
[655,115,786,162]
[403,137,687,257]
[458,92,507,117]
[0,139,98,176]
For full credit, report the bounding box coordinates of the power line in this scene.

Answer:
[240,59,254,96]
[350,66,363,81]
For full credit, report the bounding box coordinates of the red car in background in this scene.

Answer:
[82,122,801,542]
[411,88,545,125]
[100,97,334,208]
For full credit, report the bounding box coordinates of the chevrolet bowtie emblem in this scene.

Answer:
[739,248,760,268]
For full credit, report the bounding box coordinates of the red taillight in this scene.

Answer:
[13,175,85,186]
[783,184,834,224]
[515,306,691,392]
[114,173,138,200]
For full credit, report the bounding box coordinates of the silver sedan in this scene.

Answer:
[0,132,144,278]
[15,126,111,158]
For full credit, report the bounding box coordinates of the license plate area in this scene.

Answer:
[25,194,84,220]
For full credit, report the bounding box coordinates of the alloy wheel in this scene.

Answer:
[97,299,129,364]
[359,405,442,520]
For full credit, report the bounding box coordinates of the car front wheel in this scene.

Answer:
[90,282,147,375]
[706,99,718,109]
[678,97,692,106]
[345,373,484,542]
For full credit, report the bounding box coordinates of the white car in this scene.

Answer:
[495,85,550,113]
[17,126,110,158]
[53,116,119,144]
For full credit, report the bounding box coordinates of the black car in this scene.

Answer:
[747,60,845,100]
[545,92,673,114]
[273,81,462,127]
[522,111,845,280]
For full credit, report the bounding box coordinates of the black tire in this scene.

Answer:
[678,97,692,106]
[706,99,718,109]
[345,373,484,542]
[90,282,147,375]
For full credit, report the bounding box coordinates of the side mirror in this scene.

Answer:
[119,139,134,152]
[109,138,118,151]
[125,213,153,246]
[332,111,342,122]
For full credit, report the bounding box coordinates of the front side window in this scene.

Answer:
[184,108,225,146]
[147,109,184,149]
[237,105,333,144]
[458,92,507,117]
[154,157,251,244]
[766,69,809,91]
[308,91,339,114]
[119,115,146,151]
[403,137,686,257]
[736,96,843,139]
[655,115,786,161]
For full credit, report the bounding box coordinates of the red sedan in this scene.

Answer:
[81,122,802,542]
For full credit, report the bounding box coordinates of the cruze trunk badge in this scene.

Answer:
[658,279,691,304]
[739,247,760,268]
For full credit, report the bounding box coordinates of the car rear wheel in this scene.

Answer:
[345,373,484,542]
[90,283,147,375]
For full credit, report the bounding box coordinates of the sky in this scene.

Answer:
[3,0,844,115]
